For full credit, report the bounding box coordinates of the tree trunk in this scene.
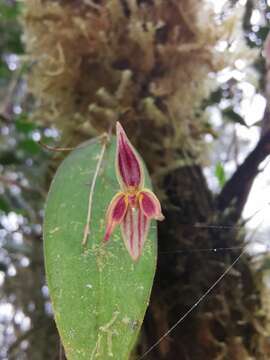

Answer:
[138,165,268,359]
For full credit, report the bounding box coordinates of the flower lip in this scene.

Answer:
[121,205,148,261]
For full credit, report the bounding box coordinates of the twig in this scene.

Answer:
[82,130,112,246]
[217,47,270,218]
[216,128,270,218]
[0,67,21,119]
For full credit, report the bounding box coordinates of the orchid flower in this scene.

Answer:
[104,122,164,261]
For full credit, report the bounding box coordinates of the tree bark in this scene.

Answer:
[138,163,269,359]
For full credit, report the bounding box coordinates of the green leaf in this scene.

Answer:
[0,3,21,20]
[256,26,269,42]
[210,88,223,103]
[223,108,248,127]
[0,197,10,212]
[215,162,226,187]
[15,116,37,133]
[19,139,40,155]
[0,61,11,80]
[44,138,157,360]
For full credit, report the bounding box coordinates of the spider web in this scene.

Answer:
[139,217,269,359]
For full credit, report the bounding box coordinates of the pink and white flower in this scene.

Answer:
[104,122,164,261]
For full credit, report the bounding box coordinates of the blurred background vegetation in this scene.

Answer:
[0,1,59,358]
[1,0,270,359]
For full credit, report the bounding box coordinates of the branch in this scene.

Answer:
[0,67,21,120]
[216,30,270,218]
[216,128,270,216]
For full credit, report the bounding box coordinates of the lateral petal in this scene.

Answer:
[116,122,144,190]
[104,192,128,243]
[121,206,149,261]
[139,189,164,221]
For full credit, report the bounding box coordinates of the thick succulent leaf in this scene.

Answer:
[43,138,157,360]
